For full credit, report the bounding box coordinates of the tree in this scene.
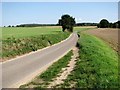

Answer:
[109,23,113,28]
[99,19,109,28]
[58,14,76,32]
[8,25,11,27]
[116,21,120,28]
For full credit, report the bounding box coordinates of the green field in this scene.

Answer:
[74,26,97,32]
[2,27,61,39]
[2,26,95,39]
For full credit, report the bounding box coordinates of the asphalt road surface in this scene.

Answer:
[2,32,78,88]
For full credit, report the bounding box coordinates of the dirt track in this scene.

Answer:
[84,28,119,53]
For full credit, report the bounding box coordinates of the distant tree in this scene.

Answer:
[12,25,14,27]
[116,21,120,28]
[112,23,117,28]
[97,24,100,28]
[4,26,6,27]
[8,25,11,27]
[109,23,113,28]
[58,14,76,32]
[109,22,119,28]
[16,25,19,27]
[19,25,25,27]
[99,19,109,28]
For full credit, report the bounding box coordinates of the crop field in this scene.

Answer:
[2,26,95,39]
[74,26,97,32]
[2,26,61,39]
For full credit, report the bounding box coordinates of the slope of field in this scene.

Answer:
[58,33,118,88]
[84,28,119,53]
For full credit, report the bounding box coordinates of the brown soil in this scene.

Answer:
[84,28,120,53]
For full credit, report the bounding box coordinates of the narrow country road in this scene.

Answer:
[2,32,78,88]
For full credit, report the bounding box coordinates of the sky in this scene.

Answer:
[1,0,120,2]
[1,2,118,26]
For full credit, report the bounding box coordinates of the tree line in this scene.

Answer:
[5,14,120,32]
[97,19,120,28]
[5,23,98,28]
[16,24,59,27]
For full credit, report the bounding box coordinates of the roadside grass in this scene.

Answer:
[20,50,73,88]
[59,33,118,88]
[2,32,70,60]
[39,51,72,82]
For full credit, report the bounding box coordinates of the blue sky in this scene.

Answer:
[2,2,118,26]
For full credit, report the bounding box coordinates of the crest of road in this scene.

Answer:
[2,32,78,88]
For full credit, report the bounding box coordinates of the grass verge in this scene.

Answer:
[2,32,70,60]
[59,33,118,88]
[20,50,73,88]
